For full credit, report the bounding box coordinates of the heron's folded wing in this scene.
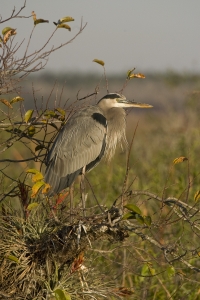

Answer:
[45,106,107,178]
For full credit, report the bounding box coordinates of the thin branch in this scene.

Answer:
[0,154,45,163]
[0,1,27,23]
[123,224,200,273]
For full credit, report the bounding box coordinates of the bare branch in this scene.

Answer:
[0,1,27,23]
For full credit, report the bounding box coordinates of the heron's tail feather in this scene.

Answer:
[44,167,82,197]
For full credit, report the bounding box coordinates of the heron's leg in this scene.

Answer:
[69,183,74,223]
[80,166,86,217]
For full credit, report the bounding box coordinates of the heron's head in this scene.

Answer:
[98,93,153,109]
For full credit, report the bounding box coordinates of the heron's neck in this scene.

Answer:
[103,107,127,160]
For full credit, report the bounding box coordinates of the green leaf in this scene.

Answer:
[143,215,152,226]
[167,266,175,277]
[27,202,39,210]
[122,212,136,220]
[135,214,144,224]
[10,96,24,104]
[26,168,40,174]
[2,27,14,35]
[32,172,44,183]
[6,255,19,264]
[141,263,149,276]
[124,204,142,215]
[24,110,34,123]
[54,289,71,300]
[127,68,136,78]
[34,19,49,25]
[93,59,105,66]
[141,263,155,276]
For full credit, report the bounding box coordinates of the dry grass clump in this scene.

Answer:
[0,200,128,299]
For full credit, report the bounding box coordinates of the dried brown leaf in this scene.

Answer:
[129,73,145,79]
[0,99,12,108]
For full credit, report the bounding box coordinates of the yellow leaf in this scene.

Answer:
[31,181,45,198]
[42,183,51,194]
[26,168,40,174]
[54,289,71,300]
[10,96,24,104]
[6,255,19,264]
[58,115,65,121]
[60,16,74,23]
[149,267,156,275]
[28,125,35,136]
[24,109,34,123]
[32,172,44,183]
[27,202,39,210]
[57,24,71,31]
[129,73,145,79]
[93,59,105,66]
[55,107,66,116]
[0,99,12,109]
[44,110,56,117]
[173,156,188,164]
[194,190,200,202]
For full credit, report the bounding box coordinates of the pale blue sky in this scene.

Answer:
[2,1,200,74]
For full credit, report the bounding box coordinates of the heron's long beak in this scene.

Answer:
[117,98,153,108]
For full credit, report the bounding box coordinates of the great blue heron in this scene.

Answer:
[45,93,152,196]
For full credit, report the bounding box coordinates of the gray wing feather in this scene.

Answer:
[45,106,107,195]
